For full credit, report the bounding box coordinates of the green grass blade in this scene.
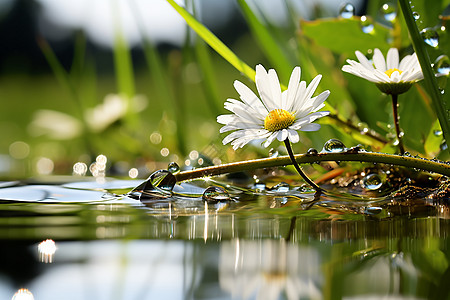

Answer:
[195,38,222,116]
[113,33,135,99]
[236,0,292,82]
[398,0,450,155]
[166,0,255,80]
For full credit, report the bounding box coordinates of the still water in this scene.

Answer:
[0,176,449,300]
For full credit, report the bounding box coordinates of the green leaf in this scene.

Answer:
[166,0,255,81]
[300,17,391,56]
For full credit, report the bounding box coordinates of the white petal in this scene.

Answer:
[355,50,374,70]
[386,48,399,69]
[304,74,322,102]
[373,48,387,72]
[263,132,278,147]
[311,90,330,112]
[300,123,321,131]
[276,129,288,141]
[255,64,277,111]
[233,80,268,116]
[268,69,282,103]
[287,129,300,143]
[285,66,301,110]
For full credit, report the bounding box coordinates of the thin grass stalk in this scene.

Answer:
[398,0,450,155]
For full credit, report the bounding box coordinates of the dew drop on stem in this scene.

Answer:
[323,139,346,153]
[168,162,180,174]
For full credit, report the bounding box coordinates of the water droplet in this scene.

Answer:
[269,148,279,158]
[381,3,396,22]
[307,148,318,155]
[168,162,180,174]
[202,186,230,204]
[339,3,355,19]
[323,139,346,153]
[421,28,439,48]
[150,169,176,191]
[364,206,383,215]
[254,182,266,191]
[434,129,443,136]
[440,140,448,151]
[128,169,176,200]
[272,182,290,193]
[434,55,450,76]
[413,12,420,20]
[362,173,383,190]
[360,16,374,33]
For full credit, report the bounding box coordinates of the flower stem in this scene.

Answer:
[174,151,450,182]
[283,140,323,192]
[391,94,405,155]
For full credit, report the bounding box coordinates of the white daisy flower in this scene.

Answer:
[217,64,330,150]
[342,48,423,95]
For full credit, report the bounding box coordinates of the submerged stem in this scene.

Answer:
[284,139,323,192]
[391,94,405,155]
[174,151,450,182]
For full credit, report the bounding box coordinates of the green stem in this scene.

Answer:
[398,0,450,155]
[284,140,323,192]
[391,94,405,154]
[174,151,450,182]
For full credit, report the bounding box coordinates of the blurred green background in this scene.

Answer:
[0,0,448,179]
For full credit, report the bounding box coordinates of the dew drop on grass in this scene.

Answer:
[360,16,374,33]
[362,173,383,190]
[339,3,355,19]
[421,28,439,48]
[434,129,443,136]
[168,162,180,174]
[202,186,230,204]
[413,12,420,20]
[434,55,450,76]
[323,139,346,153]
[381,3,396,22]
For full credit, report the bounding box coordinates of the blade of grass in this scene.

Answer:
[190,1,221,117]
[236,0,293,82]
[398,0,450,155]
[37,36,94,157]
[166,0,255,80]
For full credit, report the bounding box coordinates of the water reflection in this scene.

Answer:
[11,289,34,300]
[220,239,322,299]
[37,239,56,263]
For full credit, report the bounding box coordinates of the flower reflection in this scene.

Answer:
[11,289,34,300]
[219,239,322,300]
[38,239,57,263]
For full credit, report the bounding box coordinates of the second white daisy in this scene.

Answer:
[217,64,330,150]
[342,48,423,95]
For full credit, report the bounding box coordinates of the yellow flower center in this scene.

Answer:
[264,109,295,132]
[385,68,403,78]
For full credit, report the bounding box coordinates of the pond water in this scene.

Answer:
[0,173,449,300]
